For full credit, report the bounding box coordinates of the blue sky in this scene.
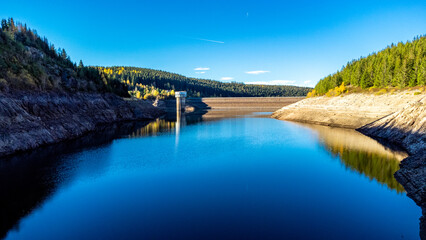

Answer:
[2,0,426,87]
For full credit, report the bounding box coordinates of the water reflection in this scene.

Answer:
[125,114,408,194]
[128,119,176,138]
[176,109,185,145]
[0,111,417,239]
[123,114,408,194]
[0,121,153,239]
[0,112,254,239]
[296,123,408,193]
[0,112,211,239]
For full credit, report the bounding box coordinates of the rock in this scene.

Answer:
[25,46,45,60]
[272,91,425,129]
[0,91,164,157]
[359,96,426,155]
[394,154,426,239]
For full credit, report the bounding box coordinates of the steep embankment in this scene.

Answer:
[0,92,163,157]
[359,96,426,155]
[271,91,424,128]
[272,91,426,238]
[0,19,165,157]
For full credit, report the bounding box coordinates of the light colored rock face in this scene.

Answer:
[360,96,426,155]
[0,92,163,157]
[272,91,425,129]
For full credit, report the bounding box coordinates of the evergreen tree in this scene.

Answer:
[418,61,426,86]
[311,35,426,95]
[1,19,7,30]
[8,18,16,31]
[60,48,67,60]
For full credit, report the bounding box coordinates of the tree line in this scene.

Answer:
[312,35,426,95]
[97,66,311,98]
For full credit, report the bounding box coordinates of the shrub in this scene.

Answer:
[306,89,317,98]
[325,83,347,97]
[375,89,387,95]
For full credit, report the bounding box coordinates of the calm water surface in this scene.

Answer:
[0,111,421,239]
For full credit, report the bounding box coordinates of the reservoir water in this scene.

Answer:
[0,111,421,239]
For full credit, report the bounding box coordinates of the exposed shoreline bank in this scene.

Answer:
[0,91,165,158]
[272,90,426,239]
[271,91,424,129]
[162,97,304,113]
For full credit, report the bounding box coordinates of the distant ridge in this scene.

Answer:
[96,66,312,98]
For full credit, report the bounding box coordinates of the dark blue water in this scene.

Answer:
[0,112,421,239]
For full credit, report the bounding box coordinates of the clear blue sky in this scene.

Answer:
[2,0,426,87]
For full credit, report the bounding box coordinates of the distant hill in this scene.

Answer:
[97,66,312,98]
[312,35,426,96]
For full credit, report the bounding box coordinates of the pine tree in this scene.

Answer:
[418,61,426,86]
[1,19,7,30]
[311,35,426,95]
[407,59,417,87]
[400,59,408,87]
[60,48,67,60]
[8,18,16,31]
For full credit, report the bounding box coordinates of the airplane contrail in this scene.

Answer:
[194,38,225,44]
[177,35,225,44]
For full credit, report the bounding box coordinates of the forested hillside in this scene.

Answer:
[0,18,130,97]
[311,35,426,96]
[97,66,311,98]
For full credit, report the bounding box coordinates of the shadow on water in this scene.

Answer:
[0,109,215,239]
[294,122,408,193]
[0,119,185,239]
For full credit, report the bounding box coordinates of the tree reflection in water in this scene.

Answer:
[296,123,408,193]
[130,116,408,193]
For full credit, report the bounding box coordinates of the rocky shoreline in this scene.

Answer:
[0,91,164,158]
[272,91,426,239]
